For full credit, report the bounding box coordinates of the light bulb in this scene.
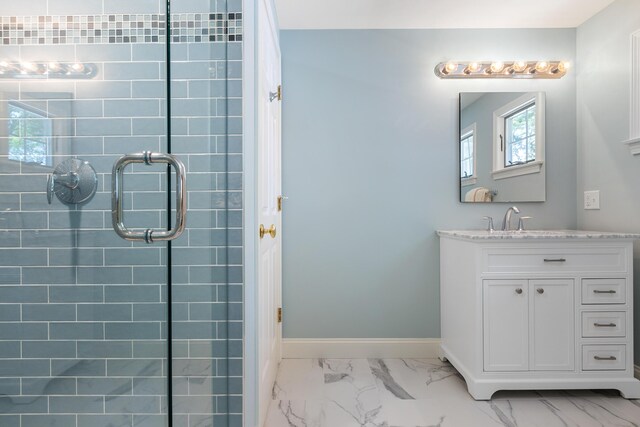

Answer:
[511,61,528,72]
[71,63,85,72]
[467,62,481,72]
[463,62,482,74]
[0,61,8,69]
[48,62,61,72]
[444,62,457,74]
[555,61,570,73]
[21,62,36,71]
[490,62,505,73]
[534,61,549,73]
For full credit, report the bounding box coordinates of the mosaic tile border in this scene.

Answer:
[0,13,242,45]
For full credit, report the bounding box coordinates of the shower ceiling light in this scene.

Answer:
[0,61,97,79]
[435,60,569,79]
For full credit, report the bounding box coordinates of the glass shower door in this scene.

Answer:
[0,0,239,426]
[0,2,174,424]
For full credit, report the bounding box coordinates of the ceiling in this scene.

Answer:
[274,0,616,30]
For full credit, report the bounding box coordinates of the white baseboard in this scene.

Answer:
[282,338,441,359]
[635,364,640,380]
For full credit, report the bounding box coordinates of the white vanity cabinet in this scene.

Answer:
[438,230,640,400]
[483,279,574,372]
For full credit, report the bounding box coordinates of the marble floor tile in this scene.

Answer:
[323,359,378,399]
[266,400,324,427]
[324,399,388,427]
[265,359,640,427]
[323,359,388,426]
[272,359,324,400]
[384,398,505,427]
[369,358,470,401]
[481,394,640,427]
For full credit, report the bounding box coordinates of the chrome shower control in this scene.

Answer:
[47,158,98,205]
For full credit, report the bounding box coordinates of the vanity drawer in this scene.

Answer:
[581,312,626,337]
[581,279,626,304]
[484,247,627,273]
[582,345,626,371]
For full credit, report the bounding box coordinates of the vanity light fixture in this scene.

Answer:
[0,61,97,79]
[435,61,570,79]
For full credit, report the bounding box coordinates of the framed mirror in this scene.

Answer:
[459,91,545,203]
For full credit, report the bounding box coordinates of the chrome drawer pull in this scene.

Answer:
[543,258,566,262]
[593,322,617,327]
[593,290,616,294]
[594,355,617,361]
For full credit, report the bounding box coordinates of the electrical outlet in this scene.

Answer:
[584,190,600,210]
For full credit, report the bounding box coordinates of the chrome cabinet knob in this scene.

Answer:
[537,288,544,294]
[515,288,523,294]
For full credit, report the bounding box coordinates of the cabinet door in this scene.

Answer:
[483,280,529,371]
[530,279,574,371]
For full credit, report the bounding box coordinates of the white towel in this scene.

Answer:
[464,188,477,202]
[465,187,492,202]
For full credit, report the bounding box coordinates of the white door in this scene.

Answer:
[483,280,529,371]
[530,279,574,371]
[257,0,282,425]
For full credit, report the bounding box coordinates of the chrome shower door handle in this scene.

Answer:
[111,151,187,244]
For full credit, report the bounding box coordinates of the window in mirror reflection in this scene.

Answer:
[7,101,52,166]
[505,102,536,166]
[492,92,544,180]
[460,123,477,185]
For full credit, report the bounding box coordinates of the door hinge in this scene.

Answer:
[277,307,282,323]
[277,195,283,212]
[269,85,282,103]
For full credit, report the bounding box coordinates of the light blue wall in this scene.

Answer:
[576,0,640,363]
[281,29,577,338]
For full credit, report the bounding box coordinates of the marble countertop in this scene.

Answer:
[437,229,640,240]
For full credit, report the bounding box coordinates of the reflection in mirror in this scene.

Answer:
[7,101,53,166]
[459,92,545,203]
[0,92,72,173]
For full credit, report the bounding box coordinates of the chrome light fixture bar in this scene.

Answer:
[435,61,570,79]
[0,61,98,79]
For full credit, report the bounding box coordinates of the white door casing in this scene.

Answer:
[257,0,282,425]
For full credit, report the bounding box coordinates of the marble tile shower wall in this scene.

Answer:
[0,1,243,427]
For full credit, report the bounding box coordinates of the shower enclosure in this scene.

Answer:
[0,0,243,426]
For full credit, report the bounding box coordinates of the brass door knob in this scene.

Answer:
[259,224,277,239]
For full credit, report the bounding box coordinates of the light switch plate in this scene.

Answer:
[584,190,600,210]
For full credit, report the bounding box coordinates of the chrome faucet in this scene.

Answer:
[502,206,520,231]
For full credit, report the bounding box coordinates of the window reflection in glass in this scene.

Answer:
[461,132,474,178]
[8,102,52,166]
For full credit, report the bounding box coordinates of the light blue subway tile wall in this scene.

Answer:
[0,0,243,425]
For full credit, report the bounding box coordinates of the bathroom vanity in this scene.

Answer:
[438,230,640,399]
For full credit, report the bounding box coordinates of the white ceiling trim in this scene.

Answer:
[274,0,616,30]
